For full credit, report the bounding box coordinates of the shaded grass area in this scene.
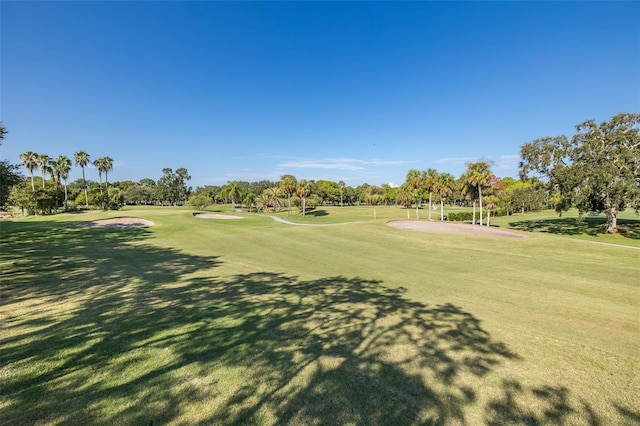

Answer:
[1,211,639,424]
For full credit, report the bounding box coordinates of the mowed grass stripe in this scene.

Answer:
[1,206,638,425]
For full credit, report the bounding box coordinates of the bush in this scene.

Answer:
[447,212,474,222]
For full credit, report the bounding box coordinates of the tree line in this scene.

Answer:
[1,113,637,233]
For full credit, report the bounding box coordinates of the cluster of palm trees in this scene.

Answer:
[19,150,113,210]
[218,175,317,216]
[399,161,495,225]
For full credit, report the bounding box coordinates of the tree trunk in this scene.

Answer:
[287,194,292,216]
[478,186,484,226]
[428,192,432,221]
[440,200,444,220]
[406,208,410,219]
[82,168,89,207]
[487,209,491,226]
[472,201,477,225]
[605,208,618,233]
[302,197,306,216]
[415,202,419,220]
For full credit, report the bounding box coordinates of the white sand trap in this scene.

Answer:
[194,213,244,220]
[77,217,155,228]
[388,220,527,238]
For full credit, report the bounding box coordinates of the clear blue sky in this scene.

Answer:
[2,1,639,188]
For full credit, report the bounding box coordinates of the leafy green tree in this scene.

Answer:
[20,152,38,192]
[279,174,298,216]
[74,151,90,207]
[0,122,6,144]
[8,183,36,215]
[0,160,24,210]
[296,179,311,216]
[520,113,640,233]
[463,161,493,225]
[175,168,192,203]
[187,193,212,211]
[434,172,456,221]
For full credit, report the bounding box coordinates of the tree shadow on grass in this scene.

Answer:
[305,209,329,217]
[508,217,640,239]
[0,220,627,424]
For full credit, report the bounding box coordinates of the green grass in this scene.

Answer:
[1,206,639,425]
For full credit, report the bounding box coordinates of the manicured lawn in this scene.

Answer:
[1,206,638,424]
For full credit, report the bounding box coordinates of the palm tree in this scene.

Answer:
[296,179,311,216]
[264,186,283,212]
[434,172,456,221]
[279,174,297,216]
[464,161,493,225]
[94,156,114,208]
[396,184,414,218]
[74,151,90,207]
[20,151,38,192]
[484,195,500,226]
[460,175,479,225]
[36,154,51,189]
[222,182,242,210]
[338,180,345,207]
[55,155,72,211]
[93,157,106,209]
[422,168,439,221]
[364,186,384,220]
[405,169,423,219]
[255,193,271,212]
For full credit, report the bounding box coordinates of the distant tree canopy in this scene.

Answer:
[0,160,24,209]
[520,112,640,233]
[155,167,191,205]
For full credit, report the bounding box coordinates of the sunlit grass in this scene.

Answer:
[1,206,638,424]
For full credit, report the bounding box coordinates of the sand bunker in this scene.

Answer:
[193,213,244,220]
[77,217,155,228]
[388,220,527,238]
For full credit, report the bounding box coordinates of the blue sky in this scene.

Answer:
[2,1,639,188]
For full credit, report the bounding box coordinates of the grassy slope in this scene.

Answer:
[1,206,638,425]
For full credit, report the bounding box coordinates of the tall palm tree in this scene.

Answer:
[279,174,297,216]
[422,168,439,221]
[56,155,72,211]
[405,169,423,219]
[460,175,479,224]
[74,151,90,207]
[434,172,456,221]
[296,179,311,216]
[94,156,114,208]
[36,154,51,189]
[464,161,493,225]
[20,151,38,192]
[93,157,106,209]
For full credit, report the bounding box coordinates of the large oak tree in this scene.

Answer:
[519,113,640,233]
